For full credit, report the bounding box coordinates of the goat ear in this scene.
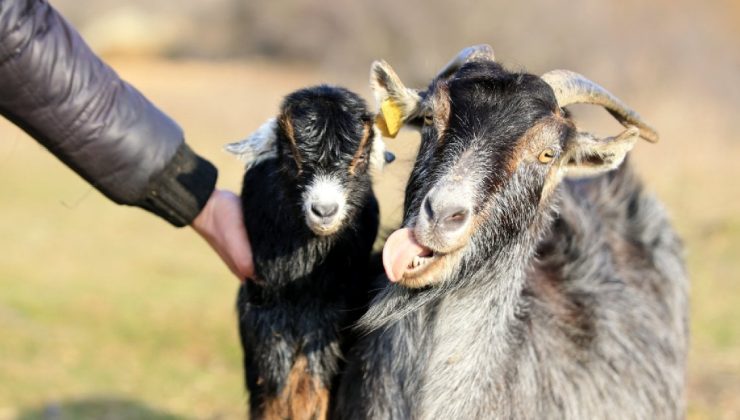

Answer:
[563,126,640,178]
[370,60,422,138]
[224,118,278,169]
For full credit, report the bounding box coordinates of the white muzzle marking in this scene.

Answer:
[303,175,347,235]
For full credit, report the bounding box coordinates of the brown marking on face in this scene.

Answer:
[348,122,372,176]
[433,82,451,143]
[505,116,565,174]
[260,355,329,420]
[539,164,565,209]
[500,114,571,205]
[279,112,303,174]
[505,136,530,175]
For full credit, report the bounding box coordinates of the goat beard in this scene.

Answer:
[358,227,444,331]
[356,274,460,333]
[359,227,474,332]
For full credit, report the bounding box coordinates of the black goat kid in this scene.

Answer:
[226,86,391,420]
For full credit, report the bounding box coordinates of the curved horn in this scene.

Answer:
[436,44,496,80]
[541,69,658,143]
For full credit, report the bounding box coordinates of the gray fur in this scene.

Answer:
[334,58,688,419]
[339,166,687,419]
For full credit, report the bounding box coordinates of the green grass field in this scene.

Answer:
[1,59,739,419]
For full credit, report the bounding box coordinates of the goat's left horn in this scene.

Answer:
[541,69,658,143]
[435,44,496,80]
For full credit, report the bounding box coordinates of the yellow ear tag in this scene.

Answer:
[376,99,403,138]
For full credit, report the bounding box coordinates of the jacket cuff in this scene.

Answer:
[137,143,218,227]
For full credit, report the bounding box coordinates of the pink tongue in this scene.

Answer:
[383,228,428,282]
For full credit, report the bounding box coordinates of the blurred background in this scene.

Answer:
[1,0,738,418]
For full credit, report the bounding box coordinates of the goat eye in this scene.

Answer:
[538,148,556,164]
[423,115,433,126]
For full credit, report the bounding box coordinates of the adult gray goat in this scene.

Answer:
[334,45,688,419]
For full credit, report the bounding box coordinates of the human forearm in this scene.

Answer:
[0,0,216,226]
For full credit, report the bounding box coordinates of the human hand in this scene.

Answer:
[191,189,254,281]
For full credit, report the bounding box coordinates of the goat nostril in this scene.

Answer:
[447,210,468,223]
[311,202,339,219]
[440,207,470,231]
[423,193,471,233]
[423,198,435,221]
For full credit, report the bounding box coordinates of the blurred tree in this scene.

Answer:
[51,0,740,109]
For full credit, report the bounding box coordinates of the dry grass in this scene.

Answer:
[0,58,738,419]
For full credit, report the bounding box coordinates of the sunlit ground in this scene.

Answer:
[0,58,738,419]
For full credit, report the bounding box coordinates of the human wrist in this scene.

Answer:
[137,143,218,227]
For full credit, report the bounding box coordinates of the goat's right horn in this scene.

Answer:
[541,69,658,143]
[435,44,496,80]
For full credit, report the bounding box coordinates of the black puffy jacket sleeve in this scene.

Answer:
[0,0,217,227]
